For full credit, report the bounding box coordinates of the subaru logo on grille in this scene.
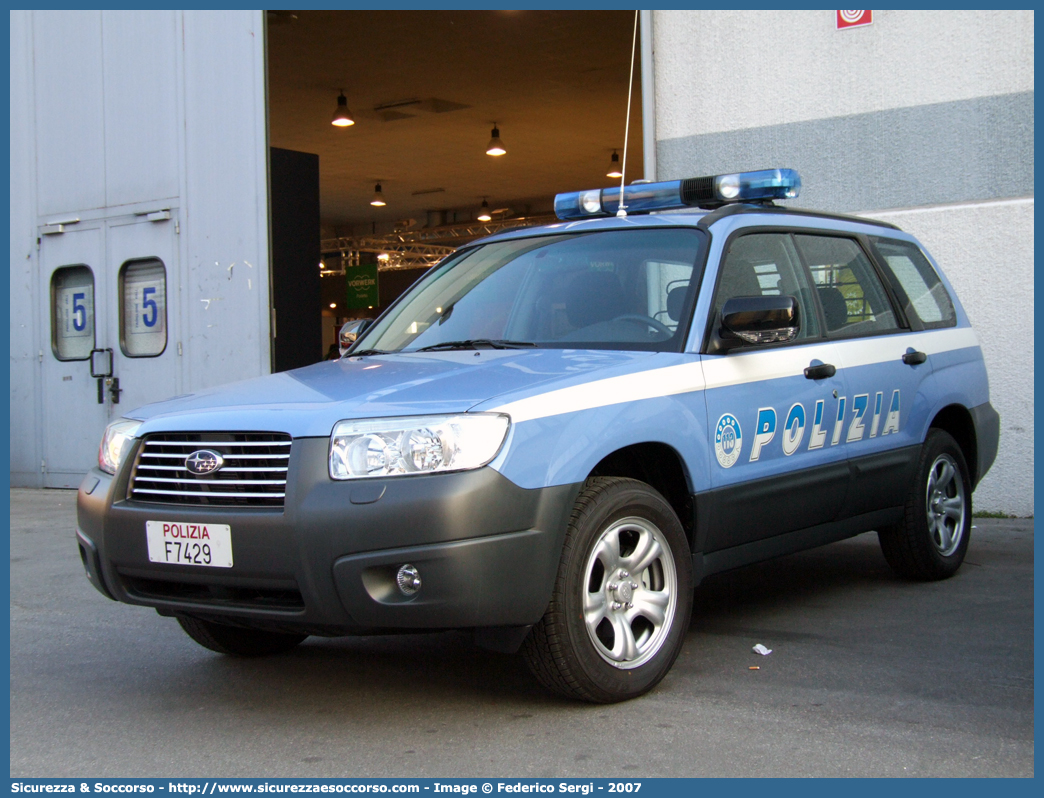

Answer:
[185,449,224,475]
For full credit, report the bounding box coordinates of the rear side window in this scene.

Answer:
[871,237,956,329]
[795,234,899,337]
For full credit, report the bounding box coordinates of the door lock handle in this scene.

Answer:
[902,350,927,366]
[804,363,837,380]
[106,376,122,404]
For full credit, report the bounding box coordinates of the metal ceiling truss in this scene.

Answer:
[320,215,558,272]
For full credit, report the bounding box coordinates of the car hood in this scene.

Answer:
[129,349,659,438]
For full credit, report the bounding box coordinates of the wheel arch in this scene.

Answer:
[587,442,695,551]
[929,404,979,485]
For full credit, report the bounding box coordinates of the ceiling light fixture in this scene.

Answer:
[607,150,623,179]
[370,183,386,207]
[331,90,355,127]
[477,198,492,222]
[486,123,506,156]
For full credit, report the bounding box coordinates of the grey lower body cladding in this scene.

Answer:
[77,440,579,637]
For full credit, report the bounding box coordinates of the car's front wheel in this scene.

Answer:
[878,428,972,580]
[522,477,692,703]
[176,615,307,657]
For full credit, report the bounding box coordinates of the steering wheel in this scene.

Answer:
[611,314,674,337]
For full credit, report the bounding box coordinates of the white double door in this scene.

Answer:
[38,214,180,487]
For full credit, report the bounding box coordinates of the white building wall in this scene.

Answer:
[180,10,273,390]
[650,10,1034,515]
[31,11,108,216]
[102,13,181,209]
[10,11,42,484]
[9,10,271,487]
[655,10,1033,139]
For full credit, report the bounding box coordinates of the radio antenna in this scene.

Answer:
[617,10,639,218]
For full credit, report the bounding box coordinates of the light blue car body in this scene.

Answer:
[126,209,991,504]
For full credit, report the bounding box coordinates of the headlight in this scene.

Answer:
[329,414,510,480]
[98,418,142,475]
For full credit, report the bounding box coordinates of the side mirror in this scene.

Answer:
[339,318,373,356]
[718,295,799,349]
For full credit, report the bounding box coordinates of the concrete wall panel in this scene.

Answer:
[657,92,1034,213]
[655,10,1034,140]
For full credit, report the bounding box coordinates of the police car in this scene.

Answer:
[77,169,999,703]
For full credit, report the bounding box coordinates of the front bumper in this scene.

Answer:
[76,437,579,636]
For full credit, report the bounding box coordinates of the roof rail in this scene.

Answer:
[696,203,900,231]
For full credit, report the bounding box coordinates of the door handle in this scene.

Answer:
[90,348,113,378]
[902,350,927,366]
[804,363,837,380]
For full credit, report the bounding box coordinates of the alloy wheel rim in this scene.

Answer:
[582,516,677,669]
[925,453,966,556]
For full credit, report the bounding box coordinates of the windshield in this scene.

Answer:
[355,228,706,353]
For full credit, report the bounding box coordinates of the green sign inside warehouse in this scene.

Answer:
[345,263,379,309]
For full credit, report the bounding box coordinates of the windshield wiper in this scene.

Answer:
[414,339,538,352]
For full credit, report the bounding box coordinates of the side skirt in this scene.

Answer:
[691,507,903,585]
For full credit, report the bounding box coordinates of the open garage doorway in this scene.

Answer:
[265,10,643,370]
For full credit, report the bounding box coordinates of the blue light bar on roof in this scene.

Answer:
[554,168,801,221]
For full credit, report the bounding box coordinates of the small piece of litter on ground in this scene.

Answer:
[748,666,760,670]
[752,644,772,656]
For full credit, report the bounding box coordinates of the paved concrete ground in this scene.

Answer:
[9,488,1034,777]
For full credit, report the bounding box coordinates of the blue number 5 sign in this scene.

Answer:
[142,287,158,328]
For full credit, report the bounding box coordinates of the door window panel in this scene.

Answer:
[50,265,95,360]
[871,237,956,329]
[120,259,167,357]
[712,233,820,341]
[795,235,899,337]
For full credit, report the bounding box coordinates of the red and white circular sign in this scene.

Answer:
[837,10,873,29]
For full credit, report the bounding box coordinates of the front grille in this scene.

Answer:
[129,432,291,508]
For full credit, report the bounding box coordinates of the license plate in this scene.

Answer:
[146,521,233,568]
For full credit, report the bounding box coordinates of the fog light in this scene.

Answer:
[396,564,421,596]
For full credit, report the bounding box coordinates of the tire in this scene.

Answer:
[522,477,693,703]
[176,615,307,657]
[878,429,972,581]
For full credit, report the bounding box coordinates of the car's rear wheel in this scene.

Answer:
[878,428,972,580]
[522,477,692,703]
[176,615,307,656]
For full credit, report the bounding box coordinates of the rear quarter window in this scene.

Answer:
[871,237,956,329]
